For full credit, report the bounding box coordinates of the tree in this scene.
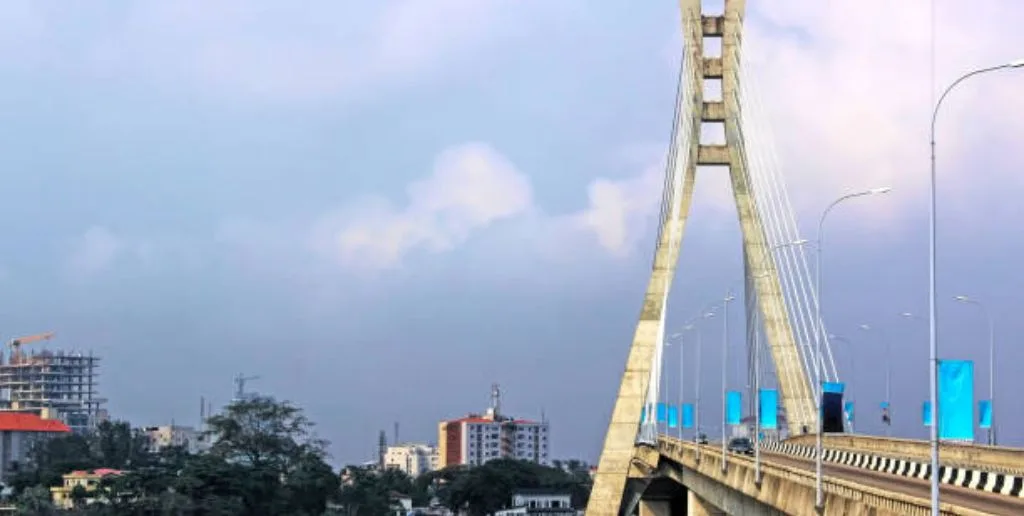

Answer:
[202,395,337,515]
[92,420,150,469]
[419,459,591,515]
[15,485,57,516]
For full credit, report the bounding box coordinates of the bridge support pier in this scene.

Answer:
[638,500,672,516]
[687,492,724,516]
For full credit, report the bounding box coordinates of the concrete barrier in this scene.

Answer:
[655,436,986,515]
[764,441,1024,499]
[785,434,1024,476]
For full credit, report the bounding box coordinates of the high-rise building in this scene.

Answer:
[0,347,107,434]
[437,384,550,468]
[384,443,437,477]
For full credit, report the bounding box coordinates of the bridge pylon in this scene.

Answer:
[586,1,816,513]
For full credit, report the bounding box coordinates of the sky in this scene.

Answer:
[0,0,1023,465]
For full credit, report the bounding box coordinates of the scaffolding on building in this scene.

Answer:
[0,342,107,434]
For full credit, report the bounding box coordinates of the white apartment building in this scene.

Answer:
[384,443,437,477]
[437,385,549,468]
[141,425,209,455]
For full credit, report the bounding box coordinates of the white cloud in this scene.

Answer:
[0,1,557,104]
[65,226,122,279]
[738,0,1024,222]
[572,161,662,256]
[312,143,533,270]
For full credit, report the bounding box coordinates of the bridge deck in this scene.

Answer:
[762,449,1024,515]
[656,436,1024,515]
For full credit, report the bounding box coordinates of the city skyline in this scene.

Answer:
[0,0,1022,465]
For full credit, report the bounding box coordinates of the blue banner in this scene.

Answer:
[823,382,845,394]
[759,389,778,430]
[922,401,932,426]
[656,402,668,423]
[668,405,679,428]
[726,391,742,425]
[682,403,694,429]
[979,400,992,429]
[939,360,974,441]
[844,401,855,423]
[641,405,647,424]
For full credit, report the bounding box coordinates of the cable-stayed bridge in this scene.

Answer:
[585,1,1024,514]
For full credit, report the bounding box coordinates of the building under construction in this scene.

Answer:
[0,332,107,434]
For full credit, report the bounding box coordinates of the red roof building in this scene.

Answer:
[436,385,549,469]
[0,412,72,482]
[0,412,73,433]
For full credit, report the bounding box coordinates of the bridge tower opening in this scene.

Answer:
[586,1,817,513]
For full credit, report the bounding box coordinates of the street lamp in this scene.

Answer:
[721,292,735,473]
[670,331,687,441]
[857,324,890,436]
[695,311,715,462]
[748,239,810,484]
[815,187,891,509]
[929,59,1022,515]
[953,295,996,445]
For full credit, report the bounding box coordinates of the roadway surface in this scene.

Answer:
[761,449,1024,515]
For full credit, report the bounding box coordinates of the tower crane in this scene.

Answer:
[7,332,55,363]
[234,373,260,400]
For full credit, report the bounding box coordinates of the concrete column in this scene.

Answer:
[687,491,725,516]
[638,500,672,516]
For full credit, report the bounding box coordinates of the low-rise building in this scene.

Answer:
[49,468,123,509]
[0,412,71,482]
[141,425,209,454]
[384,443,437,477]
[494,489,580,515]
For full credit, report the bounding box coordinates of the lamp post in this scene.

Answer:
[858,323,890,436]
[953,295,996,445]
[827,334,856,432]
[929,59,1022,515]
[815,187,892,509]
[749,239,810,484]
[695,311,715,462]
[721,292,735,473]
[670,332,687,441]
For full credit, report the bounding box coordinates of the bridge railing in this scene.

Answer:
[784,434,1024,476]
[655,436,985,516]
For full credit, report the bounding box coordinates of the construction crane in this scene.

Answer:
[233,373,260,401]
[7,332,55,363]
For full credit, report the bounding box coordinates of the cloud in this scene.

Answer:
[65,226,123,279]
[736,0,1024,222]
[0,1,557,104]
[572,159,662,256]
[311,143,533,270]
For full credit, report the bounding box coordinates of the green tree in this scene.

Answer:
[422,459,591,515]
[92,420,150,469]
[15,485,57,515]
[203,395,337,515]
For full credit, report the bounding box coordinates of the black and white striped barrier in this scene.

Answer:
[760,441,1024,498]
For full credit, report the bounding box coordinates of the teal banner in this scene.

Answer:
[938,360,974,441]
[979,400,992,429]
[726,391,742,425]
[682,403,694,429]
[759,389,778,430]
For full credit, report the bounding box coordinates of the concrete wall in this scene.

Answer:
[655,436,980,516]
[786,434,1024,475]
